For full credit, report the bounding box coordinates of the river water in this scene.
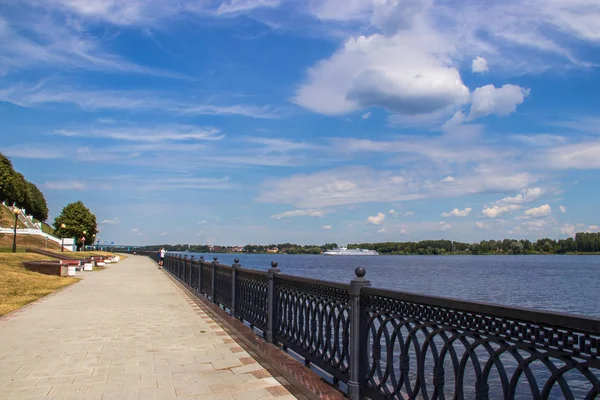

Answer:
[181,253,600,318]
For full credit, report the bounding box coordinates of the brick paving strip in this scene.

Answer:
[0,256,299,400]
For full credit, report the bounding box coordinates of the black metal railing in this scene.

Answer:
[159,254,599,400]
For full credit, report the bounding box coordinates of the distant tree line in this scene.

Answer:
[0,153,49,221]
[137,235,600,256]
[350,234,600,255]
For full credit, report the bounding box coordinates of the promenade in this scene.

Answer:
[0,256,297,400]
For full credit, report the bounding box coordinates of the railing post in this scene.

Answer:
[189,256,194,285]
[211,257,217,303]
[266,261,280,343]
[183,255,188,280]
[231,258,240,317]
[348,267,371,400]
[198,256,204,293]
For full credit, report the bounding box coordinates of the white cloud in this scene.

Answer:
[258,166,535,208]
[361,112,371,119]
[377,228,387,233]
[216,0,280,15]
[442,176,455,183]
[0,83,278,118]
[540,141,600,169]
[510,134,568,147]
[44,180,87,190]
[587,225,600,232]
[468,84,530,120]
[271,209,328,218]
[475,221,488,229]
[388,209,396,215]
[472,57,489,73]
[482,204,521,218]
[54,125,224,142]
[399,228,408,234]
[322,225,332,229]
[438,221,451,231]
[561,223,575,237]
[367,212,385,225]
[522,204,552,218]
[559,206,567,213]
[293,33,469,117]
[101,219,120,225]
[160,231,168,236]
[441,207,472,217]
[404,212,415,216]
[132,228,139,233]
[497,188,543,205]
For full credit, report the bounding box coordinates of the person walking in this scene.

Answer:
[159,248,166,268]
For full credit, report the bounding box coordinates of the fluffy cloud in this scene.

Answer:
[482,204,521,218]
[472,57,489,73]
[522,204,552,218]
[361,112,371,119]
[475,221,488,229]
[322,225,332,229]
[438,221,451,231]
[377,228,387,233]
[441,207,472,217]
[497,188,543,205]
[468,84,530,120]
[561,224,575,237]
[101,219,120,225]
[271,209,328,218]
[293,33,469,117]
[388,209,396,215]
[367,212,385,225]
[559,206,567,213]
[540,141,600,169]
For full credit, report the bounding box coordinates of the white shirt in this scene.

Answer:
[160,249,166,257]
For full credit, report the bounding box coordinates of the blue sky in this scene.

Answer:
[1,0,599,246]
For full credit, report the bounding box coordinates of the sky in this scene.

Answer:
[1,0,600,246]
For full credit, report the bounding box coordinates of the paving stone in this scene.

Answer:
[0,256,297,400]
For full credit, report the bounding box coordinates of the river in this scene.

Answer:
[180,253,600,318]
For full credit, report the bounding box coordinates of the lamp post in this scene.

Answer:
[81,230,86,252]
[61,223,66,252]
[12,207,21,253]
[92,234,96,251]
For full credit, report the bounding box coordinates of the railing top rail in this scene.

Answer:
[215,263,232,271]
[236,266,268,277]
[276,273,349,291]
[363,285,600,333]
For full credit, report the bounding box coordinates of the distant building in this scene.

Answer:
[267,247,279,253]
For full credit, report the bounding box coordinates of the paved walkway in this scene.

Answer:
[0,256,297,400]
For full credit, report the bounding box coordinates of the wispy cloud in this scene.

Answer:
[54,125,224,142]
[44,180,87,190]
[0,83,279,118]
[271,209,329,218]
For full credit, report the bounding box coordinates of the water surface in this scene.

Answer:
[180,253,600,318]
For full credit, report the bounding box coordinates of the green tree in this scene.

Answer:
[53,201,98,249]
[25,182,49,221]
[510,241,524,254]
[0,154,26,205]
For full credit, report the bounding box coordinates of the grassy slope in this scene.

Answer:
[0,234,63,250]
[0,206,26,229]
[0,253,78,316]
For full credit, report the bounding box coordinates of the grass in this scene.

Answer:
[0,233,63,250]
[0,206,26,229]
[0,253,78,317]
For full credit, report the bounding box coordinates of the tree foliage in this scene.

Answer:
[0,153,50,221]
[53,201,98,248]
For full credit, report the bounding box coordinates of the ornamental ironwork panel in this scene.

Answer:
[361,287,600,400]
[200,262,212,296]
[214,264,232,309]
[275,274,351,381]
[190,261,199,290]
[236,267,268,330]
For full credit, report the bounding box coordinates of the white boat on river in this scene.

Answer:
[323,246,379,256]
